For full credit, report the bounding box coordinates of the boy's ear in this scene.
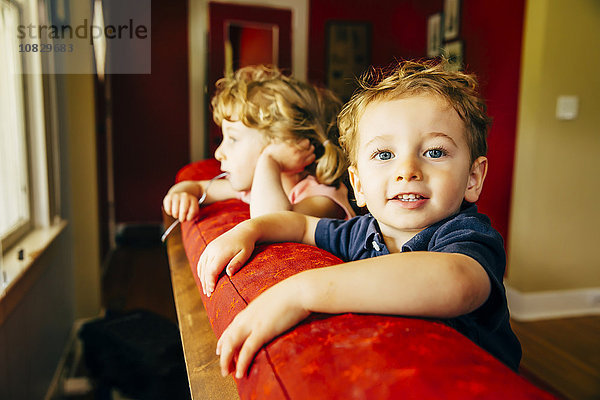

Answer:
[464,156,488,203]
[348,166,367,208]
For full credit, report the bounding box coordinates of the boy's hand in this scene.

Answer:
[216,276,310,379]
[197,221,257,296]
[163,191,201,222]
[262,138,315,174]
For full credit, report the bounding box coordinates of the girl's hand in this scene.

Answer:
[262,138,315,174]
[163,179,237,221]
[163,190,201,222]
[216,276,310,378]
[197,221,258,296]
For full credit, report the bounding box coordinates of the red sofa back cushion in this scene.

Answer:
[177,159,555,399]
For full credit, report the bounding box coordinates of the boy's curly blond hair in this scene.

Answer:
[211,65,348,187]
[338,59,492,165]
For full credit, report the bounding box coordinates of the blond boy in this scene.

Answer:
[198,60,521,378]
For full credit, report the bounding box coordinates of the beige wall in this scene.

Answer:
[59,0,101,318]
[507,0,600,292]
[64,74,101,317]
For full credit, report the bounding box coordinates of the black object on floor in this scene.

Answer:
[79,309,190,400]
[115,224,163,248]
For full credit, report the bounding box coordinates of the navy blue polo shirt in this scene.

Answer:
[314,204,522,371]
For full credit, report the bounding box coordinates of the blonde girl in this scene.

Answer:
[163,65,354,221]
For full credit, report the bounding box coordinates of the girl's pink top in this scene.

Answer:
[236,175,355,220]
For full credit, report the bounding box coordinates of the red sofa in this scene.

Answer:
[177,159,555,400]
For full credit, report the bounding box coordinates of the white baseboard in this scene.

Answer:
[505,284,600,321]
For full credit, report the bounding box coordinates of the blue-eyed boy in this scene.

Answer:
[198,59,521,378]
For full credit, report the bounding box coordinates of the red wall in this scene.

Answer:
[308,0,526,244]
[110,0,190,224]
[106,0,526,243]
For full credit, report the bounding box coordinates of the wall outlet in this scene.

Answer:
[556,95,579,120]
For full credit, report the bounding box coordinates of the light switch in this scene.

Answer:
[556,95,579,120]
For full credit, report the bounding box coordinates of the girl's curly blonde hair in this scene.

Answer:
[211,65,348,187]
[338,59,492,165]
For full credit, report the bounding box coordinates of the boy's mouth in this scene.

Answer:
[392,193,427,202]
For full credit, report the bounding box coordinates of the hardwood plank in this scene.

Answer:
[102,245,177,323]
[516,318,600,366]
[163,214,239,400]
[512,317,600,400]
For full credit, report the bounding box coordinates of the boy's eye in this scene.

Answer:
[373,150,394,161]
[424,148,446,158]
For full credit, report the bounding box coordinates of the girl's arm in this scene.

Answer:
[250,140,347,219]
[248,152,289,216]
[163,179,238,222]
[249,140,315,217]
[293,196,347,219]
[217,251,491,378]
[197,211,319,296]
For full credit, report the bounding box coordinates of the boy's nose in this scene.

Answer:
[395,158,422,182]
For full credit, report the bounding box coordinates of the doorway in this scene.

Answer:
[207,3,292,155]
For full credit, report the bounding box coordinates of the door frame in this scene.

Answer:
[188,0,309,161]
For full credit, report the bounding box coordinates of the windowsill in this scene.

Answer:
[0,219,68,326]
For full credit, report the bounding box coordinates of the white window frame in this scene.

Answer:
[1,0,61,291]
[0,0,31,251]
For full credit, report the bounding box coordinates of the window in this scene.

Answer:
[1,0,61,292]
[0,0,31,250]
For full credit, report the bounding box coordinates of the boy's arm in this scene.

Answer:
[163,179,238,222]
[197,211,319,296]
[300,251,490,317]
[217,251,491,378]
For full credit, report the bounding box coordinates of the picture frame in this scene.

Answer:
[443,40,463,71]
[443,0,460,40]
[427,13,442,58]
[326,21,371,102]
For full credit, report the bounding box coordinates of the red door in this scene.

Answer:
[207,3,292,155]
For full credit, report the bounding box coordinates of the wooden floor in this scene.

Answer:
[511,316,600,400]
[61,240,186,400]
[101,243,177,324]
[102,243,599,400]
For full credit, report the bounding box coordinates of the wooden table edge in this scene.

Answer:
[163,213,239,400]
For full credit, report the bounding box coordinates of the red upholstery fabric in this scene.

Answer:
[176,159,555,399]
